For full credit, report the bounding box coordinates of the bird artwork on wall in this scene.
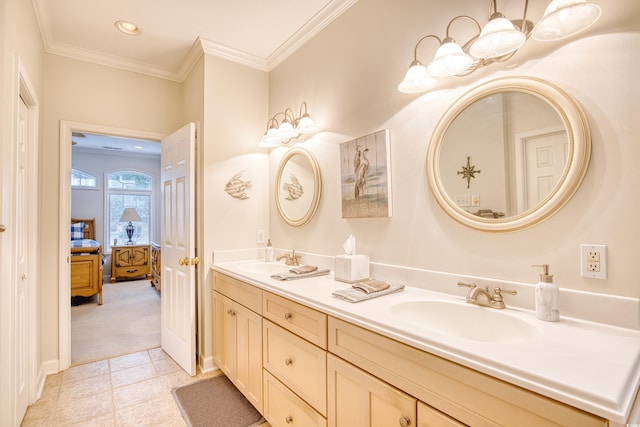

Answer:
[224,171,252,200]
[339,129,392,218]
[457,156,481,189]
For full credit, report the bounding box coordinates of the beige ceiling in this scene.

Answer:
[32,0,357,82]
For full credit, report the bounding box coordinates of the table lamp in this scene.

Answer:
[119,207,141,245]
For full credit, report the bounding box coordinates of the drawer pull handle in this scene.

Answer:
[284,312,293,320]
[399,416,411,427]
[285,415,293,424]
[284,358,293,366]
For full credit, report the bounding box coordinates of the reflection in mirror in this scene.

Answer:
[427,77,591,232]
[275,147,322,227]
[440,91,566,217]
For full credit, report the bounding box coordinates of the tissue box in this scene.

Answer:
[334,254,370,283]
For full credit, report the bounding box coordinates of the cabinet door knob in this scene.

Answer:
[285,415,293,424]
[399,416,411,427]
[284,358,293,366]
[284,312,292,320]
[0,224,6,232]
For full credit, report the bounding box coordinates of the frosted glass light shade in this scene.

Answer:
[469,16,526,59]
[397,61,437,93]
[277,121,298,139]
[296,115,319,135]
[259,127,280,148]
[427,40,474,77]
[532,0,601,41]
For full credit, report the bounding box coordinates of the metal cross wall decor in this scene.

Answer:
[457,156,481,189]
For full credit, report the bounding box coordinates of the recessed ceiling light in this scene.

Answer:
[134,145,143,150]
[114,20,141,36]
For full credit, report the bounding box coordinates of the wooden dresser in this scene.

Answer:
[150,242,161,291]
[111,244,150,282]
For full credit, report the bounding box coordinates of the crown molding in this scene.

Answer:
[35,0,359,81]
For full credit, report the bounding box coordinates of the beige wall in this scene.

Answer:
[267,0,640,298]
[198,53,269,367]
[39,55,183,363]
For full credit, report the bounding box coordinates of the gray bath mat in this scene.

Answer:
[172,374,264,427]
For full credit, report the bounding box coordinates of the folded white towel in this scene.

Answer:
[332,283,405,303]
[271,269,330,281]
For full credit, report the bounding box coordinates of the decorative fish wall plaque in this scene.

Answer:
[284,174,304,201]
[224,171,252,200]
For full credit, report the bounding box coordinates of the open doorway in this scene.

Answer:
[59,122,165,369]
[70,132,162,365]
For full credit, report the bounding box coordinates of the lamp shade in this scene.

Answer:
[119,207,141,223]
[532,0,601,42]
[427,39,474,77]
[295,114,319,135]
[469,15,526,59]
[397,60,437,93]
[259,127,280,148]
[276,121,299,139]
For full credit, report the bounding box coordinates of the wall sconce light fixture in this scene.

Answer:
[259,101,319,148]
[398,0,601,94]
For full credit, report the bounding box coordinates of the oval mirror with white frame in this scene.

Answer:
[275,147,322,227]
[427,76,591,232]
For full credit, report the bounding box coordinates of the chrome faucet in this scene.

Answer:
[457,282,517,309]
[276,250,301,266]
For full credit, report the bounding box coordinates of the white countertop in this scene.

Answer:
[211,260,640,423]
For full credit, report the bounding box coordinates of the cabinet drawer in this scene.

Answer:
[418,401,467,427]
[263,370,327,427]
[263,320,327,416]
[328,317,606,427]
[328,354,416,427]
[213,272,262,314]
[263,291,327,349]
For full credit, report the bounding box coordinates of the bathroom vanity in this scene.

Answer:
[211,260,640,426]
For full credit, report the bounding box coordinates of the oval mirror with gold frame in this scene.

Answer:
[427,76,591,232]
[275,147,322,227]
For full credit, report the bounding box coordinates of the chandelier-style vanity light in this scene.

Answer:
[258,101,319,148]
[398,0,601,94]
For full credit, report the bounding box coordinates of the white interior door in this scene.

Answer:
[161,123,197,375]
[515,127,567,212]
[15,96,30,425]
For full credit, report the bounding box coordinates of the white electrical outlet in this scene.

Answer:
[256,229,265,245]
[581,244,607,279]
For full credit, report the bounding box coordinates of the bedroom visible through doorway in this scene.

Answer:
[69,129,162,366]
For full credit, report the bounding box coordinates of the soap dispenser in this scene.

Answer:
[265,238,274,262]
[533,264,559,322]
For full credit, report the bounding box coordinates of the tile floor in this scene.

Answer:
[21,347,271,427]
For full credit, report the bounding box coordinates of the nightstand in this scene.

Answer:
[111,244,151,282]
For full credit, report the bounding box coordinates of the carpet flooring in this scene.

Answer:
[173,375,265,427]
[71,279,161,365]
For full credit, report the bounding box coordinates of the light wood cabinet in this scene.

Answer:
[263,370,327,427]
[418,402,467,427]
[263,320,327,416]
[149,242,161,291]
[211,271,607,427]
[328,354,416,427]
[110,244,150,282]
[212,290,263,412]
[328,317,606,427]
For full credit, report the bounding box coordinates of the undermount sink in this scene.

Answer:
[234,261,289,275]
[390,300,541,343]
